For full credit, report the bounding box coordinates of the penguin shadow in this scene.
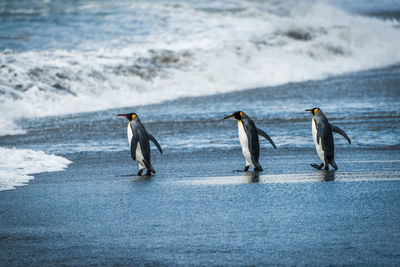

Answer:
[318,170,336,182]
[233,169,260,183]
[116,173,153,182]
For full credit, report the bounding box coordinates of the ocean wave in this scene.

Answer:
[0,147,71,191]
[0,1,400,135]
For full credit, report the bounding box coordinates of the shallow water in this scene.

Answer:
[3,64,399,155]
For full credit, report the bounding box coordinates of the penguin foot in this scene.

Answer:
[330,162,338,170]
[254,167,263,172]
[137,169,144,176]
[324,165,329,171]
[244,166,250,172]
[146,169,152,176]
[310,163,324,170]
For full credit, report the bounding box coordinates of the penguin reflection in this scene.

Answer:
[246,171,260,183]
[319,170,336,181]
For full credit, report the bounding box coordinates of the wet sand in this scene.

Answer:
[1,146,399,265]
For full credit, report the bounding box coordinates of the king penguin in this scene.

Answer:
[117,113,162,175]
[224,111,276,172]
[305,107,351,170]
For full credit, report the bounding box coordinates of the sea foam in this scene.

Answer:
[0,147,71,191]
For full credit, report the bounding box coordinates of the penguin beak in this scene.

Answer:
[305,109,313,113]
[117,114,128,118]
[223,114,234,120]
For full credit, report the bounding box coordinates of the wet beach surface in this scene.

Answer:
[1,65,400,265]
[1,148,399,265]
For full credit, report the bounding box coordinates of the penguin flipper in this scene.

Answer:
[130,135,139,160]
[148,133,163,154]
[330,124,351,144]
[256,128,276,149]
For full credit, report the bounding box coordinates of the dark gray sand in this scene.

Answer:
[1,65,400,265]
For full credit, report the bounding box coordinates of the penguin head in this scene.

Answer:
[224,111,243,120]
[117,113,137,121]
[305,108,320,116]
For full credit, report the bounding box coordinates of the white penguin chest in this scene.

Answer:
[312,118,325,162]
[127,123,144,166]
[135,143,144,166]
[127,123,133,146]
[238,121,252,165]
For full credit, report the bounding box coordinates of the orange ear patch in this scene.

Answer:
[313,108,319,115]
[239,111,243,117]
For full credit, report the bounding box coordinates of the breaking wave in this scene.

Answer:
[1,0,400,135]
